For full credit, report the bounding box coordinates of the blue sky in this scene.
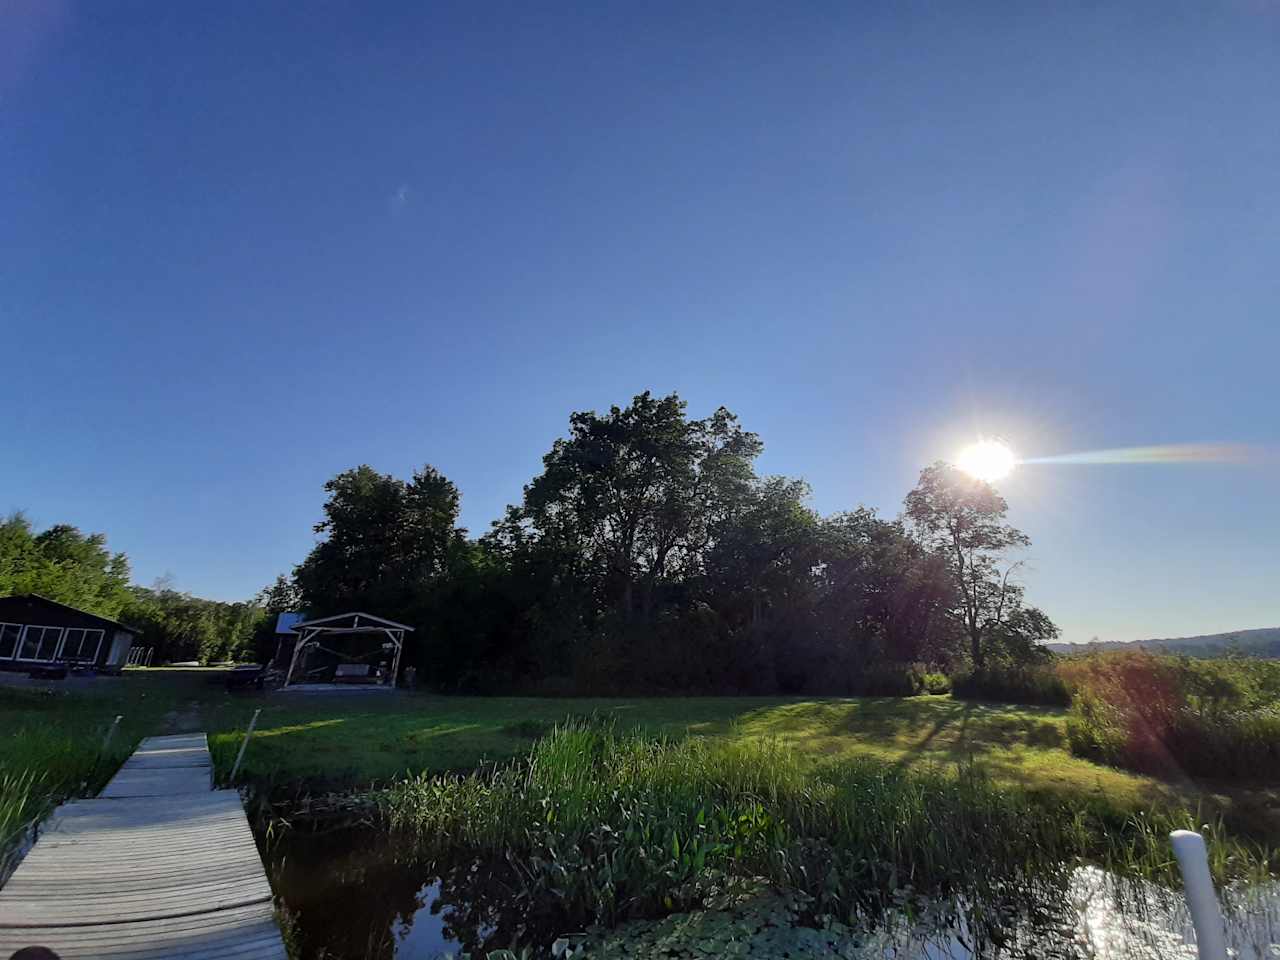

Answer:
[3,2,1277,643]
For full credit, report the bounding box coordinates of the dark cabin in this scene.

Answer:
[0,595,140,673]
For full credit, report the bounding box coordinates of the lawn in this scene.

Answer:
[1,668,1274,840]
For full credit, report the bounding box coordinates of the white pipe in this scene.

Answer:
[1170,829,1227,960]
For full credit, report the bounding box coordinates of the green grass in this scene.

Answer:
[2,669,1277,851]
[382,719,1272,938]
[0,679,180,872]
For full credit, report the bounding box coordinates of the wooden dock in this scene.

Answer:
[0,733,286,959]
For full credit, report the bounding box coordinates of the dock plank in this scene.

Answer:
[0,734,284,959]
[0,902,286,959]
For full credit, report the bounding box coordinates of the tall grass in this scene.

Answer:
[384,719,1273,934]
[1062,652,1280,781]
[0,690,144,874]
[951,662,1071,706]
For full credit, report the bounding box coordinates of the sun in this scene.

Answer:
[955,438,1017,483]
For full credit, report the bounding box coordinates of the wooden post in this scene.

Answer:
[229,708,261,785]
[283,628,308,687]
[388,628,404,688]
[100,715,123,756]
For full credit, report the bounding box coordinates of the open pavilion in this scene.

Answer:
[280,611,413,691]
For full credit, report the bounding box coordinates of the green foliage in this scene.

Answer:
[249,574,304,663]
[384,719,1269,939]
[120,585,264,664]
[556,885,888,959]
[293,464,468,616]
[273,393,975,695]
[1062,652,1280,781]
[904,463,1049,672]
[920,672,951,695]
[951,663,1071,706]
[0,513,131,617]
[0,513,254,664]
[848,663,924,697]
[0,686,156,873]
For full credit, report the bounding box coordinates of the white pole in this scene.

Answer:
[1170,830,1228,960]
[229,708,261,784]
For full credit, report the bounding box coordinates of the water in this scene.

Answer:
[263,822,1280,960]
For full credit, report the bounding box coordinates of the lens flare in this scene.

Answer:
[1020,444,1259,466]
[955,439,1018,482]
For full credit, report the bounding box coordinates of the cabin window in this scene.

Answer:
[60,628,104,662]
[18,626,63,662]
[0,624,20,659]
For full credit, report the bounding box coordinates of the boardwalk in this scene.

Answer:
[0,733,285,959]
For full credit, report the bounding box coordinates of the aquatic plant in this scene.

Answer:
[384,718,1272,936]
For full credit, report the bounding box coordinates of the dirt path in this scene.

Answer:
[161,700,204,733]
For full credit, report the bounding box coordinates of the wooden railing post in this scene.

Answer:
[100,715,123,756]
[229,708,261,785]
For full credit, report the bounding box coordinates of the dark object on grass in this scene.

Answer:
[224,664,265,691]
[26,665,67,681]
[333,663,380,684]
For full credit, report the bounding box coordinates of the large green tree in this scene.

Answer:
[293,464,467,615]
[0,513,131,617]
[903,462,1040,671]
[520,392,762,622]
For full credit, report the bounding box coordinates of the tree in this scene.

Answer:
[293,464,467,615]
[119,586,265,664]
[988,605,1059,665]
[248,574,304,663]
[0,513,131,617]
[521,392,762,623]
[903,462,1033,671]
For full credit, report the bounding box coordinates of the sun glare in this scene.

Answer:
[956,438,1017,483]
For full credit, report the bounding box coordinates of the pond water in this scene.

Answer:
[262,821,1280,960]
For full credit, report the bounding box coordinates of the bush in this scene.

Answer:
[850,663,924,697]
[920,671,951,695]
[1062,652,1280,781]
[951,663,1071,706]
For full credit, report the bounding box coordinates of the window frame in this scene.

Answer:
[0,623,20,660]
[17,625,65,663]
[58,628,104,664]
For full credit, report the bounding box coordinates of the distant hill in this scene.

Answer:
[1048,627,1280,659]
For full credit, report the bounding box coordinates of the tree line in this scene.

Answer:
[0,514,261,664]
[2,391,1058,688]
[276,391,1058,693]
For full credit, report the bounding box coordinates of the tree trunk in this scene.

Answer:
[970,627,984,673]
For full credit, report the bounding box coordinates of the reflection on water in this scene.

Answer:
[263,822,1280,960]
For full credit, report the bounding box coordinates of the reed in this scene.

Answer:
[383,718,1273,932]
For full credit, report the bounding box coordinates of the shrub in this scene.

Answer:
[1062,652,1280,781]
[951,663,1071,706]
[850,663,923,697]
[920,672,951,695]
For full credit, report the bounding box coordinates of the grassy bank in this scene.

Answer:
[2,669,1277,860]
[383,719,1273,939]
[205,690,1151,801]
[0,680,177,872]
